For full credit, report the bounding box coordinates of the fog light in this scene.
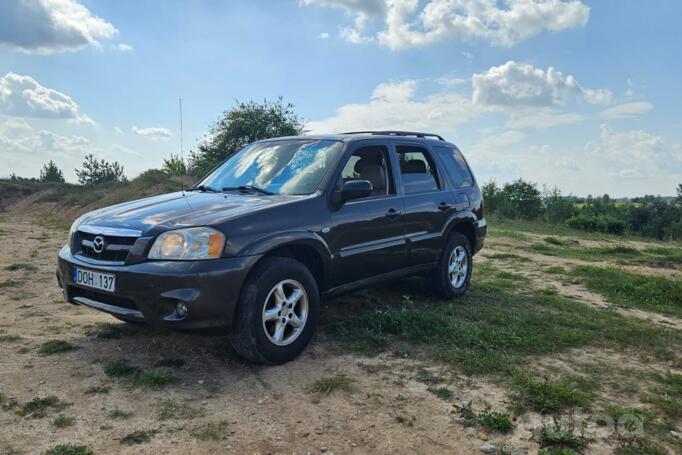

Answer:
[176,302,188,317]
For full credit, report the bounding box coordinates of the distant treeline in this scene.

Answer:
[483,179,682,240]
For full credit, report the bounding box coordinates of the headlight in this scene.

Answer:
[148,227,225,260]
[68,214,87,249]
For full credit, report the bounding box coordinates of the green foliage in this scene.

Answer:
[119,429,158,445]
[476,408,514,433]
[103,359,140,377]
[483,179,543,220]
[187,97,305,175]
[539,419,591,452]
[614,437,668,455]
[190,421,232,441]
[162,154,187,176]
[39,161,65,183]
[44,444,93,455]
[430,387,453,400]
[38,340,75,355]
[75,154,126,185]
[129,370,179,389]
[574,265,682,317]
[512,374,594,414]
[17,396,71,418]
[566,213,625,235]
[52,414,75,428]
[4,263,38,271]
[307,375,355,395]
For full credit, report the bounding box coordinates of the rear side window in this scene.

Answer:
[434,146,474,188]
[396,145,440,195]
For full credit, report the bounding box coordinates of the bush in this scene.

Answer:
[565,214,625,235]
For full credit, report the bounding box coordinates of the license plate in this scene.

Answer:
[73,267,116,292]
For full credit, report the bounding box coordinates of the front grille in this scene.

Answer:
[69,286,138,311]
[73,230,138,263]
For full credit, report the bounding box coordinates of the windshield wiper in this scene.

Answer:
[223,185,274,195]
[187,184,220,193]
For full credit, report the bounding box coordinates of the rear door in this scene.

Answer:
[432,145,476,212]
[394,143,456,266]
[325,141,407,287]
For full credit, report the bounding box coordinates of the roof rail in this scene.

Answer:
[341,130,445,141]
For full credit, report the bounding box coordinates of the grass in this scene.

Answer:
[512,373,595,414]
[486,252,531,262]
[15,395,71,418]
[476,408,514,433]
[157,399,203,420]
[44,445,93,455]
[646,371,682,418]
[614,437,668,455]
[190,421,232,441]
[539,420,591,453]
[84,385,110,395]
[429,387,453,400]
[38,340,75,355]
[119,429,158,445]
[307,375,355,396]
[0,278,22,288]
[103,359,178,389]
[326,272,682,375]
[52,414,75,428]
[4,262,38,271]
[107,408,134,419]
[0,334,22,342]
[574,265,682,317]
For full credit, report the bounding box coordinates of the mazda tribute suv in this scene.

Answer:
[56,131,486,364]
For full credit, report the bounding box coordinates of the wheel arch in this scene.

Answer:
[442,212,477,251]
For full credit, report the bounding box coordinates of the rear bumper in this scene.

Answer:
[56,246,261,329]
[474,218,487,254]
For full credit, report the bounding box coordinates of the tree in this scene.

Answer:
[188,97,305,176]
[162,154,187,176]
[39,160,65,183]
[75,154,126,185]
[499,178,543,219]
[677,184,682,203]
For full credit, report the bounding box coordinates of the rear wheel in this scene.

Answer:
[229,257,319,364]
[429,233,473,299]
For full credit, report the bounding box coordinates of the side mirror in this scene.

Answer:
[341,180,373,202]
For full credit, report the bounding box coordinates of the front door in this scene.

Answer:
[325,143,406,287]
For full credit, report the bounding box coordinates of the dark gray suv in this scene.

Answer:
[57,131,486,364]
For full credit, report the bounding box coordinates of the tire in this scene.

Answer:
[429,233,473,299]
[229,256,319,364]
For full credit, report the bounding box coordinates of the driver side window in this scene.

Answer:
[340,145,394,198]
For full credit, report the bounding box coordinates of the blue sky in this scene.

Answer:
[1,0,681,196]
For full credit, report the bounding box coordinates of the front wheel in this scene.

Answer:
[229,257,319,364]
[429,233,473,299]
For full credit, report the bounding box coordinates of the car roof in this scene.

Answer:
[259,132,458,148]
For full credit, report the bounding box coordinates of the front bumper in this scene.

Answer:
[56,246,260,329]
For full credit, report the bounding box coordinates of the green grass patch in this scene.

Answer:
[487,228,529,241]
[307,375,355,396]
[476,408,513,433]
[327,281,682,375]
[512,373,595,414]
[574,265,682,317]
[190,421,232,441]
[44,444,94,455]
[487,252,531,262]
[103,359,140,377]
[119,429,158,445]
[84,385,110,395]
[4,263,38,271]
[15,395,71,418]
[107,408,133,419]
[52,414,75,428]
[38,340,75,355]
[157,399,203,420]
[0,334,22,342]
[544,266,566,275]
[544,237,566,246]
[539,420,591,453]
[614,437,668,455]
[429,387,453,400]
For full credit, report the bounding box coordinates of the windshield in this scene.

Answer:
[198,139,343,195]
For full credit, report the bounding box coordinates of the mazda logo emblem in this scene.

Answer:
[92,236,105,254]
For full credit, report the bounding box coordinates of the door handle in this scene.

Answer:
[385,208,401,220]
[438,202,452,211]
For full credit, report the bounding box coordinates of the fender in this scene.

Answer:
[441,210,478,237]
[236,230,334,283]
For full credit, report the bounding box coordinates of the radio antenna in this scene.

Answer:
[179,98,185,194]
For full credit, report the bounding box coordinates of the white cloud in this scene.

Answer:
[473,61,611,107]
[506,109,585,129]
[475,130,526,150]
[132,126,173,140]
[306,79,479,135]
[113,127,124,135]
[599,101,653,119]
[586,125,682,175]
[113,43,133,52]
[610,168,645,179]
[302,0,589,50]
[0,72,94,124]
[318,32,330,39]
[0,0,118,54]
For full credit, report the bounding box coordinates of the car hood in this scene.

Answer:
[77,191,304,235]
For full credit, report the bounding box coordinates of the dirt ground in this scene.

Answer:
[1,218,681,454]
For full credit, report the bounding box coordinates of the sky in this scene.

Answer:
[0,0,681,197]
